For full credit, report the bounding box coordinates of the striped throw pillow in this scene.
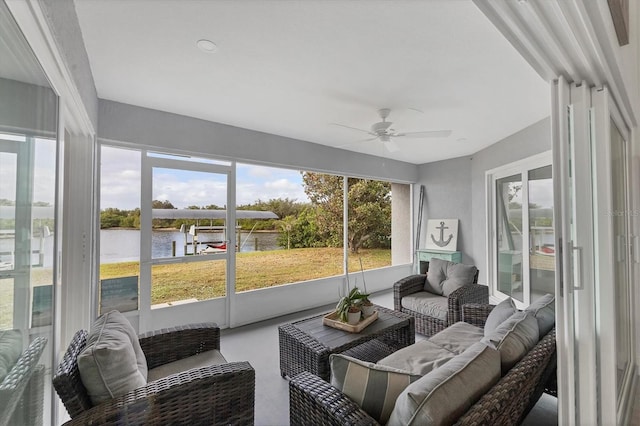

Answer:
[330,354,421,424]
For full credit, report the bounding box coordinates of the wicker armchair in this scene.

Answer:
[53,323,255,425]
[0,336,47,426]
[393,260,488,336]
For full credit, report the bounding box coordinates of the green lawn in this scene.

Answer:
[1,248,391,329]
[101,247,391,305]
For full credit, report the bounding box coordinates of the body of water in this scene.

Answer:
[0,229,281,267]
[100,229,281,263]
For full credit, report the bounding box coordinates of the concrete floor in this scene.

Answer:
[220,289,558,425]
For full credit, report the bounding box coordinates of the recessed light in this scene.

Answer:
[196,39,218,53]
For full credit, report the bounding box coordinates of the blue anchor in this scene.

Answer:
[431,221,453,248]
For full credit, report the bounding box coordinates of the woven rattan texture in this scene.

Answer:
[393,268,488,337]
[289,371,377,426]
[53,323,255,425]
[279,305,414,381]
[455,328,557,426]
[289,304,557,426]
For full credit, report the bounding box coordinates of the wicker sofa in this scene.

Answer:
[53,322,255,425]
[289,302,556,426]
[394,260,488,336]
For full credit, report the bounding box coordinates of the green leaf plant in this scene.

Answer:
[335,286,370,323]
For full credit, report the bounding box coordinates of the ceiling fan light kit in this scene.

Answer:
[334,108,452,152]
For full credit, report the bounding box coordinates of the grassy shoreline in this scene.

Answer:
[101,247,391,304]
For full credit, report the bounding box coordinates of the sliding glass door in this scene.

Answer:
[491,153,554,308]
[0,4,59,423]
[553,79,635,425]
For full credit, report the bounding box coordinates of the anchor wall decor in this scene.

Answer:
[424,219,458,251]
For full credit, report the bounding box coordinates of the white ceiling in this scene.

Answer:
[74,0,550,165]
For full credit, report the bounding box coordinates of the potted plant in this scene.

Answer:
[335,287,366,325]
[360,293,375,318]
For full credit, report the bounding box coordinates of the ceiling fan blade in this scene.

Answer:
[394,130,452,138]
[331,123,375,136]
[384,140,400,152]
[336,137,378,148]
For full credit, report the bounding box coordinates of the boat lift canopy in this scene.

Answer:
[152,209,278,220]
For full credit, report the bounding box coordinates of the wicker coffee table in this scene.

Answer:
[278,304,414,381]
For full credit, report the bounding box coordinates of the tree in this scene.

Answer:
[276,208,323,249]
[152,199,176,209]
[152,199,176,228]
[100,208,126,229]
[301,173,391,253]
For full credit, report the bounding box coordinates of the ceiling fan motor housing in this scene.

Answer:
[371,121,393,135]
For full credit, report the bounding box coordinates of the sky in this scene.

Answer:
[100,145,309,210]
[0,136,57,205]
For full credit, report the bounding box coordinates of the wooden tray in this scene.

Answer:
[323,310,378,333]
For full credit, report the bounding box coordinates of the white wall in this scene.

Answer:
[414,117,551,283]
[415,156,474,265]
[98,100,418,184]
[37,0,98,130]
[471,118,551,284]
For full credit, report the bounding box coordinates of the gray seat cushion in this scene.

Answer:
[376,340,455,376]
[147,349,227,382]
[428,321,485,355]
[401,292,448,321]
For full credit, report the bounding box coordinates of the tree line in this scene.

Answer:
[100,172,391,253]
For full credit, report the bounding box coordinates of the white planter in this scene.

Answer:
[361,304,375,318]
[347,310,362,325]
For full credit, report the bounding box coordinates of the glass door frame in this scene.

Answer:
[553,78,599,426]
[0,137,34,330]
[139,152,235,332]
[486,151,552,309]
[591,85,635,423]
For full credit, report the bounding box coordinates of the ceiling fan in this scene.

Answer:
[333,108,452,152]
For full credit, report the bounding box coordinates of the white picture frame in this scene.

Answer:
[425,219,458,251]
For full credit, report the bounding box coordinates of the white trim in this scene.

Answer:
[5,0,95,136]
[551,76,572,426]
[472,0,636,128]
[591,86,636,424]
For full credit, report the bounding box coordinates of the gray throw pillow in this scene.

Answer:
[482,311,539,374]
[524,293,555,338]
[330,354,420,424]
[442,262,478,296]
[387,342,501,426]
[424,258,448,295]
[424,258,478,297]
[484,297,516,336]
[78,310,148,405]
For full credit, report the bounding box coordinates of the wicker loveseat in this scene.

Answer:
[53,321,255,425]
[289,301,557,426]
[394,259,488,336]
